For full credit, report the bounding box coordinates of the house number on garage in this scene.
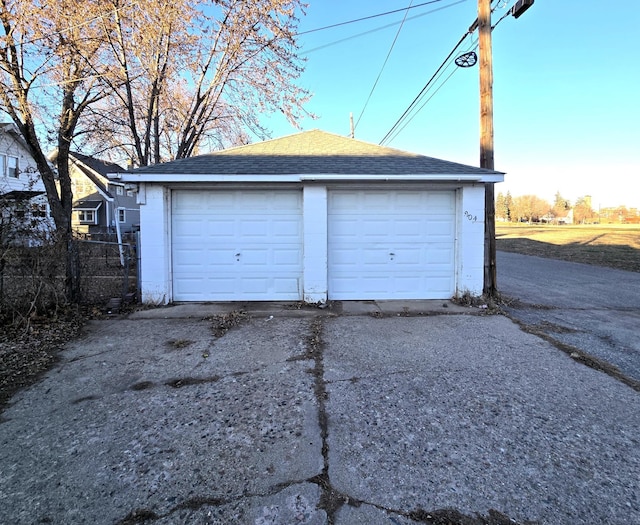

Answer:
[464,211,478,223]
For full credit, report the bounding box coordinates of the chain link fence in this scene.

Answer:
[0,238,137,319]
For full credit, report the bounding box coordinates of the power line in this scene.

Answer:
[384,38,478,144]
[297,0,456,36]
[301,1,466,56]
[354,1,414,132]
[379,0,515,145]
[379,30,470,145]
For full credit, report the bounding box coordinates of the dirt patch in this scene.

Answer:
[531,320,577,334]
[205,310,249,337]
[116,508,160,525]
[166,339,194,349]
[0,310,84,414]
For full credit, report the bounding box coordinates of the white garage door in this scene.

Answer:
[172,190,303,301]
[328,190,456,300]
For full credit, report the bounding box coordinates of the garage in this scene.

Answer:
[328,189,456,300]
[116,130,503,304]
[171,189,303,301]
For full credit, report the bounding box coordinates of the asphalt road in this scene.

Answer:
[497,250,640,386]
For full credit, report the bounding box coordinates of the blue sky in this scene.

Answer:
[262,0,640,209]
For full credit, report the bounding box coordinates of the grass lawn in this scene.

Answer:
[496,223,640,273]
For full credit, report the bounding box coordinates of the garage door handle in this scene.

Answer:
[235,252,241,261]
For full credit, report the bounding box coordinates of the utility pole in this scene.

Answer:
[478,0,496,297]
[477,0,533,297]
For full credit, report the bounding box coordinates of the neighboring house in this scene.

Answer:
[111,129,504,304]
[0,122,53,244]
[556,209,573,225]
[63,152,139,238]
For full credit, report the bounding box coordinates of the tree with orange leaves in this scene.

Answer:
[1,0,311,300]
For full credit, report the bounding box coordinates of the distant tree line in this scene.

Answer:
[495,191,637,224]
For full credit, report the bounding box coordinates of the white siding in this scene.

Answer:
[455,184,485,296]
[136,183,488,304]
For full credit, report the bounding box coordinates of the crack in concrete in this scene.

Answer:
[116,479,316,524]
[324,369,414,386]
[506,314,640,392]
[505,298,639,314]
[164,375,221,388]
[70,394,100,404]
[305,317,351,523]
[115,316,541,525]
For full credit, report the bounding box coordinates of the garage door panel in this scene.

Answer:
[363,192,392,208]
[329,189,456,300]
[239,219,268,237]
[363,248,393,265]
[273,249,301,265]
[426,218,455,235]
[273,277,301,294]
[239,249,269,265]
[173,219,203,237]
[207,252,236,266]
[272,220,302,239]
[393,276,424,293]
[206,278,236,293]
[396,250,422,265]
[172,190,303,301]
[427,247,454,265]
[330,191,359,210]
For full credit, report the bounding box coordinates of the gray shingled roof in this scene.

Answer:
[68,152,127,200]
[70,152,126,177]
[72,199,103,210]
[127,130,503,176]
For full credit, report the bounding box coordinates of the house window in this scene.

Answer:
[78,210,96,224]
[116,186,124,195]
[7,156,18,178]
[31,203,47,218]
[126,190,134,197]
[118,209,126,223]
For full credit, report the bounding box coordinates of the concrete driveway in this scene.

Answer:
[497,251,640,386]
[1,301,639,525]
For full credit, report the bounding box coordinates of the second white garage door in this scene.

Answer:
[172,190,303,301]
[328,190,456,300]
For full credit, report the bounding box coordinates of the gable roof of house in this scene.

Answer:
[70,152,126,177]
[0,122,31,152]
[66,152,127,202]
[115,130,503,180]
[48,150,127,199]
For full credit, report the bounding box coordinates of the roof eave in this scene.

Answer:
[108,172,504,184]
